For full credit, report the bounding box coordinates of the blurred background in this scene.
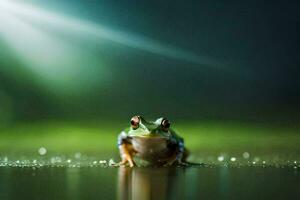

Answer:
[0,0,299,158]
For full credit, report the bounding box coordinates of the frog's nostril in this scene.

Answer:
[130,116,140,129]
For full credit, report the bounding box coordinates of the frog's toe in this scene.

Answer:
[118,160,126,166]
[162,158,190,167]
[163,159,177,167]
[119,158,135,167]
[163,163,172,167]
[177,161,189,167]
[127,158,135,167]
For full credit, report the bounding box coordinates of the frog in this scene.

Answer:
[117,116,189,167]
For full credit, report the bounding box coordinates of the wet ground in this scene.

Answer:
[0,165,299,200]
[0,153,299,200]
[0,121,299,199]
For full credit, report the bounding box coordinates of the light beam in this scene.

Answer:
[0,0,217,66]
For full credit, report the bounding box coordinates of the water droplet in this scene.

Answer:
[50,158,55,164]
[109,159,116,166]
[74,152,81,159]
[230,157,236,162]
[253,157,260,162]
[38,147,47,155]
[243,152,250,159]
[217,156,224,162]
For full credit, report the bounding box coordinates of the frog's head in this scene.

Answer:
[128,116,171,138]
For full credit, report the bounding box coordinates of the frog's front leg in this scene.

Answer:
[118,131,136,167]
[164,139,187,166]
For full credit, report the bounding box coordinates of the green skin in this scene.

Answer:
[117,116,187,167]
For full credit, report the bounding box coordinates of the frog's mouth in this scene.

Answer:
[132,131,169,139]
[137,133,163,138]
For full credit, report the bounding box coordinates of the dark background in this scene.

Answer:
[0,0,299,123]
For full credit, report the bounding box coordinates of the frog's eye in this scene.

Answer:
[161,118,171,131]
[130,116,140,129]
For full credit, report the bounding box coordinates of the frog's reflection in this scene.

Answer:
[117,167,183,200]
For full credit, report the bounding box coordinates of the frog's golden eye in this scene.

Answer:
[161,118,171,131]
[130,116,140,129]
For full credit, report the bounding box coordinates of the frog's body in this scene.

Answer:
[117,116,188,167]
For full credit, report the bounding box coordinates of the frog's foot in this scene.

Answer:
[118,143,136,167]
[119,156,135,167]
[162,152,190,167]
[163,160,176,167]
[163,159,189,167]
[162,153,180,167]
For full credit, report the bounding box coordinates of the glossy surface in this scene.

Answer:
[0,166,299,200]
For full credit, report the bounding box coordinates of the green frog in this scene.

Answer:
[117,116,189,167]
